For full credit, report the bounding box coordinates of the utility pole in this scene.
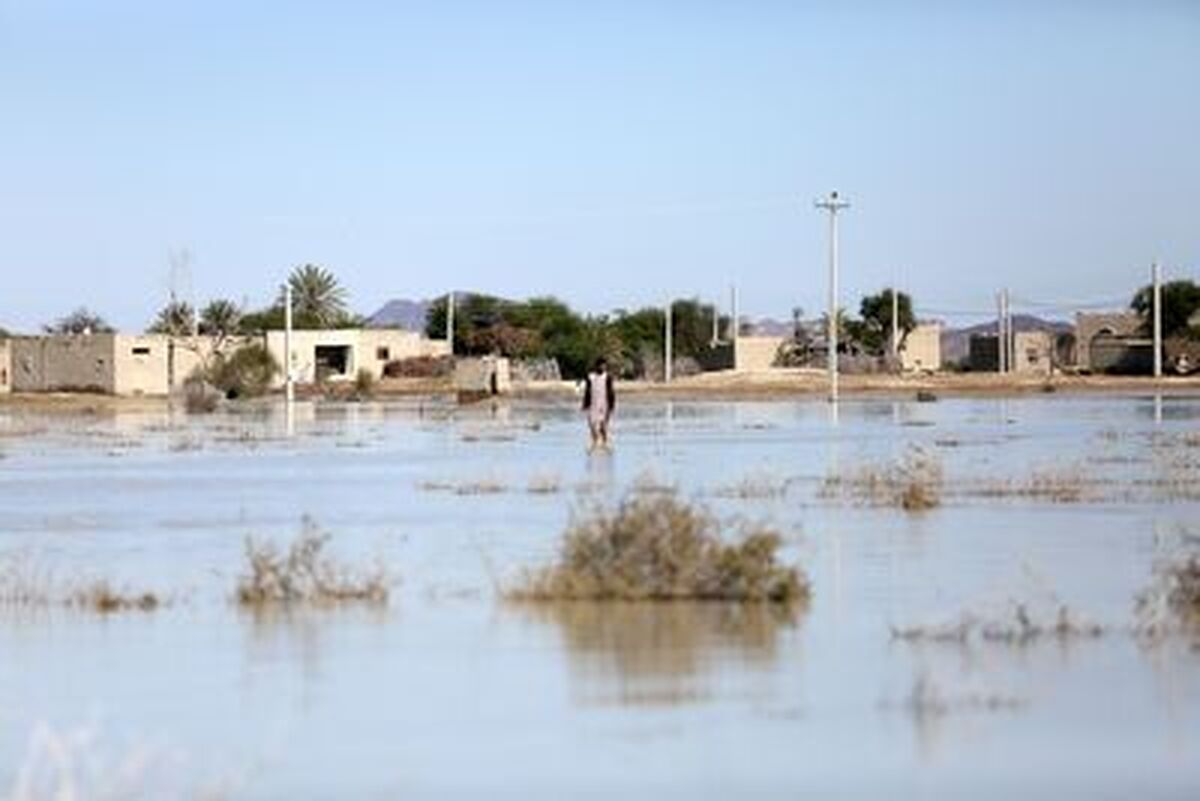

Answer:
[996,291,1006,374]
[891,286,899,357]
[1005,288,1013,373]
[664,298,673,384]
[711,300,719,345]
[284,282,294,404]
[446,291,455,356]
[731,283,740,369]
[815,191,850,402]
[1152,262,1162,379]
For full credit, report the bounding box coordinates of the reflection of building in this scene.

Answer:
[898,323,941,372]
[9,329,447,396]
[1075,312,1152,374]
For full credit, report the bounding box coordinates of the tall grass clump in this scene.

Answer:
[236,516,389,606]
[510,492,807,603]
[821,447,943,511]
[353,368,376,399]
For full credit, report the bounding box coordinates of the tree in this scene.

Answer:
[148,300,195,336]
[199,299,242,338]
[856,288,916,354]
[280,264,351,328]
[1131,279,1200,339]
[45,307,114,335]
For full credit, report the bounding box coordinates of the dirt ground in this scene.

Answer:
[4,370,1200,412]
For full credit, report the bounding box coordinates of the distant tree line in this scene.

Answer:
[425,294,730,380]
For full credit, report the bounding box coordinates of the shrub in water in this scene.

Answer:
[511,492,807,603]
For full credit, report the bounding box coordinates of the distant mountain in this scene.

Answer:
[940,314,1072,364]
[367,298,431,331]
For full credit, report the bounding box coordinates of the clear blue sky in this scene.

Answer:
[2,0,1196,332]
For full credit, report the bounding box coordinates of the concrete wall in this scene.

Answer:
[1012,331,1054,375]
[10,335,116,393]
[454,356,511,394]
[112,334,171,395]
[266,329,449,386]
[900,323,941,372]
[734,336,785,372]
[1076,312,1143,370]
[0,340,10,394]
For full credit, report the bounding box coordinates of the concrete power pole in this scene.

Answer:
[996,291,1006,374]
[731,284,740,370]
[1152,262,1162,379]
[891,286,899,358]
[664,298,673,384]
[284,283,294,404]
[446,291,455,356]
[815,191,850,402]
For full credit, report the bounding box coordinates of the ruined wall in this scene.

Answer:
[454,356,511,394]
[1075,312,1143,370]
[1012,331,1054,375]
[734,336,786,372]
[900,323,942,372]
[359,330,450,377]
[10,335,116,393]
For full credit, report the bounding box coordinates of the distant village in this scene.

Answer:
[1,264,1198,398]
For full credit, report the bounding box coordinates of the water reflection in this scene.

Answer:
[524,602,800,707]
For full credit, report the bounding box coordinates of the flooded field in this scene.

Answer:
[1,393,1199,799]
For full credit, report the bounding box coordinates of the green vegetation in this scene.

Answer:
[1132,279,1200,339]
[199,298,242,337]
[44,307,114,335]
[510,492,807,603]
[147,300,195,336]
[425,293,727,379]
[204,342,279,398]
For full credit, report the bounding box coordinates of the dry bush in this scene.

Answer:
[527,474,562,494]
[970,467,1090,503]
[891,603,1105,646]
[1,557,162,614]
[510,492,807,603]
[383,354,454,378]
[710,475,789,500]
[1138,554,1200,637]
[821,447,942,511]
[236,517,389,606]
[70,581,160,613]
[353,368,376,399]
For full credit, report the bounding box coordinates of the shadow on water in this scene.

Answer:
[517,602,802,707]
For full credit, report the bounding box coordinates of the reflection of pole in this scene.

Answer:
[284,283,294,404]
[447,290,456,356]
[815,191,850,402]
[1152,262,1162,379]
[664,298,673,383]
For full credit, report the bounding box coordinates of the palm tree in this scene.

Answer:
[281,264,350,328]
[148,300,195,336]
[199,299,242,337]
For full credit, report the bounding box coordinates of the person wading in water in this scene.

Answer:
[582,357,616,451]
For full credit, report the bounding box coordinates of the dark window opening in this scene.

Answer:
[315,345,352,379]
[132,347,151,356]
[376,346,390,361]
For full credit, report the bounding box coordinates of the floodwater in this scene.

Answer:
[1,393,1199,799]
